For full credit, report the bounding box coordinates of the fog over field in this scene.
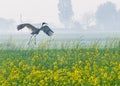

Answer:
[0,0,120,44]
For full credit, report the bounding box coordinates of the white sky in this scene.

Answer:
[0,0,120,26]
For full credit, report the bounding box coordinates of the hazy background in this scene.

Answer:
[0,0,120,44]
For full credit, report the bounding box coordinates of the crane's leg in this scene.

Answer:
[28,35,33,45]
[34,35,37,45]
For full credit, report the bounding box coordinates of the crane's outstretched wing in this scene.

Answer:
[42,26,54,36]
[17,23,37,32]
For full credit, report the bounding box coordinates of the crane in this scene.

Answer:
[17,22,54,45]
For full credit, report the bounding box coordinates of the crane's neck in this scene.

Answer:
[39,23,47,30]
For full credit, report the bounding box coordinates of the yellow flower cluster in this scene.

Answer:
[0,48,120,86]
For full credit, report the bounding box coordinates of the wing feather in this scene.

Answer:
[17,23,37,32]
[42,26,54,36]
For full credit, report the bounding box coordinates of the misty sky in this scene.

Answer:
[0,0,120,34]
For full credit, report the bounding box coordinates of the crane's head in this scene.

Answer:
[42,22,47,26]
[40,22,54,36]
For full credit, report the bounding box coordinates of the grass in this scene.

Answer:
[0,38,120,86]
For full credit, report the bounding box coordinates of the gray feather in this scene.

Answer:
[17,23,37,32]
[41,26,54,36]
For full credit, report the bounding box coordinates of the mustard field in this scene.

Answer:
[0,40,120,86]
